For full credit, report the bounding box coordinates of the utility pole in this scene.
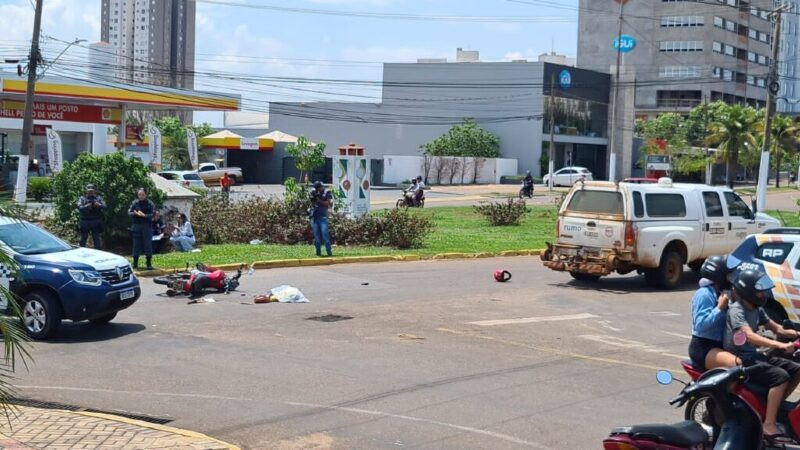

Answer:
[16,0,44,204]
[548,73,555,191]
[755,3,788,213]
[607,0,624,182]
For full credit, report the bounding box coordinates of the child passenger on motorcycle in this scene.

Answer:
[689,255,738,371]
[723,268,800,441]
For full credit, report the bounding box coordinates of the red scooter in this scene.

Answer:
[603,364,766,449]
[680,320,800,446]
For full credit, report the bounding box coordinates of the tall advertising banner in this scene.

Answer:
[46,129,63,173]
[147,123,162,170]
[333,156,370,218]
[13,155,29,204]
[186,128,198,170]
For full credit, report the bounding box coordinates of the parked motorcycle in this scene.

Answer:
[519,180,533,199]
[396,189,425,208]
[603,363,766,449]
[154,263,243,298]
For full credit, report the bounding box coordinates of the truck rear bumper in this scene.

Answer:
[541,243,633,276]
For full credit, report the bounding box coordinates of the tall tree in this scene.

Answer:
[769,115,800,187]
[420,119,500,184]
[705,104,762,188]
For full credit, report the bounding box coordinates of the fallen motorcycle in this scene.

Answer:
[154,263,243,298]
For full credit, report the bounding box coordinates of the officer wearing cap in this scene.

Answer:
[77,184,106,249]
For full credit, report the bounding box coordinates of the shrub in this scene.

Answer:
[28,177,52,202]
[51,152,165,241]
[474,198,529,226]
[191,194,434,249]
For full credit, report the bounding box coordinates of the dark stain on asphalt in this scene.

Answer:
[306,314,353,323]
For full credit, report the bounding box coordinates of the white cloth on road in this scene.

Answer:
[270,285,309,303]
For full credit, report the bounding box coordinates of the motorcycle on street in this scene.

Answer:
[154,262,243,298]
[396,189,425,208]
[519,180,533,199]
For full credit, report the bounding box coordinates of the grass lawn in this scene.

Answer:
[737,186,798,195]
[770,210,800,227]
[150,206,558,270]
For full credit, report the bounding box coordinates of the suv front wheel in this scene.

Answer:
[21,291,62,339]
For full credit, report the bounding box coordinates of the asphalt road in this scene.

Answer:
[16,258,702,449]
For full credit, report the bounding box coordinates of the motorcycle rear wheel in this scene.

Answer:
[396,199,407,209]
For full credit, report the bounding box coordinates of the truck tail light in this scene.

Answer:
[624,222,636,248]
[555,218,560,239]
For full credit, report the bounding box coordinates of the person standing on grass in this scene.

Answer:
[311,181,332,257]
[77,184,106,249]
[129,188,155,270]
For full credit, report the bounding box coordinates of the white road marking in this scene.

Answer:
[649,311,681,317]
[16,385,548,448]
[468,313,599,327]
[662,331,692,340]
[596,320,622,332]
[578,334,685,360]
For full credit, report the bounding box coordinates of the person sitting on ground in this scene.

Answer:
[689,255,738,371]
[414,176,425,204]
[170,213,196,252]
[151,210,169,253]
[723,268,800,442]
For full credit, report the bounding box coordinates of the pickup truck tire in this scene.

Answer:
[570,272,600,282]
[21,290,62,340]
[89,312,117,325]
[655,250,683,289]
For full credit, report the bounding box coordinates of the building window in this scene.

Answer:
[661,15,704,27]
[659,66,703,78]
[660,41,703,52]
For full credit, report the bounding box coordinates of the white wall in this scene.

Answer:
[383,155,519,184]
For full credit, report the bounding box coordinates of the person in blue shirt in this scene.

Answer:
[310,181,333,257]
[689,254,738,371]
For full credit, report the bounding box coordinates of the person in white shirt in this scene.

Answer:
[170,213,196,252]
[414,176,425,204]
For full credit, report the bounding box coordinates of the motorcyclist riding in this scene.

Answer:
[414,176,425,205]
[406,179,419,206]
[522,171,534,197]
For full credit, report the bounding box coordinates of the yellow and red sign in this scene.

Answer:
[0,100,122,124]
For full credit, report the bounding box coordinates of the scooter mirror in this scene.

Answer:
[656,370,673,385]
[733,330,747,347]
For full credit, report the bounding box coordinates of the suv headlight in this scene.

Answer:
[68,269,103,286]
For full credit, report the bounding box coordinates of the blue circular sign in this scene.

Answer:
[559,70,571,89]
[613,34,636,53]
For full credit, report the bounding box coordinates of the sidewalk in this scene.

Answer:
[0,405,238,450]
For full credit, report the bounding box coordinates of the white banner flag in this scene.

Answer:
[13,155,29,204]
[46,129,63,173]
[186,128,198,169]
[147,123,162,167]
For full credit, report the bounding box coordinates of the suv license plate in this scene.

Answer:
[120,289,135,301]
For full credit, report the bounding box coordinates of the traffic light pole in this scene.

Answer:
[755,4,787,213]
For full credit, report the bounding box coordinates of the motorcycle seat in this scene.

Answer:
[610,421,708,446]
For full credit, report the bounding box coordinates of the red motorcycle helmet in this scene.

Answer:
[494,269,512,282]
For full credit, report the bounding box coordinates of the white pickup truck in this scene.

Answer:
[541,178,780,289]
[197,163,243,186]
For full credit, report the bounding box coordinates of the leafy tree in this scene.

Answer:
[769,115,800,187]
[705,104,763,188]
[685,101,728,145]
[420,119,500,184]
[636,113,689,154]
[153,117,214,170]
[51,152,166,241]
[286,136,326,182]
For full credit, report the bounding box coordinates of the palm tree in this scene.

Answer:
[770,115,800,187]
[705,104,763,188]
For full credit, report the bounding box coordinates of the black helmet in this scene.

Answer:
[85,184,97,192]
[733,269,774,307]
[313,181,323,189]
[700,255,729,285]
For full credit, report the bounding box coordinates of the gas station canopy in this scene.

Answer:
[201,130,274,151]
[0,72,241,124]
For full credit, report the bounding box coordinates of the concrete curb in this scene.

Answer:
[72,410,240,449]
[136,249,544,278]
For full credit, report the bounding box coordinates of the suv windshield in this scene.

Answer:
[0,222,72,255]
[566,190,623,215]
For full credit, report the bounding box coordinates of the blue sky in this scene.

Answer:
[0,0,579,125]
